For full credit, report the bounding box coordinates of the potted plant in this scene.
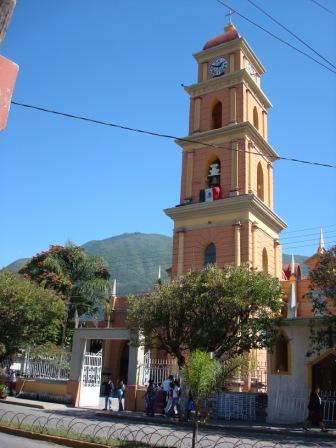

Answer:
[0,384,9,399]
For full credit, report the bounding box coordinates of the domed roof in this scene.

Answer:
[203,23,240,51]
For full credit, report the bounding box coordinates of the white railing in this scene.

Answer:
[81,351,102,387]
[321,390,336,422]
[0,351,71,381]
[137,355,179,386]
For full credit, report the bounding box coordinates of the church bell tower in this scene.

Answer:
[165,22,286,278]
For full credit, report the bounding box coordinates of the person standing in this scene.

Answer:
[9,370,17,397]
[303,386,328,432]
[145,379,156,417]
[103,379,114,411]
[167,379,180,418]
[161,374,174,413]
[117,380,125,411]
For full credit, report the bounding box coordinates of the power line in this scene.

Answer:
[280,223,336,235]
[247,0,336,70]
[310,0,336,17]
[280,228,336,241]
[11,101,336,169]
[214,0,336,75]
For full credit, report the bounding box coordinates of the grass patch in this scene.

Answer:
[0,418,159,447]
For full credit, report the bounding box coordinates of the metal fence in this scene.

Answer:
[321,391,336,422]
[0,350,70,381]
[137,353,179,386]
[0,409,329,447]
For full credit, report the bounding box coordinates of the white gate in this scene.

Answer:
[78,351,102,408]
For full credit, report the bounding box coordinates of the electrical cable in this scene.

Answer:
[247,0,336,70]
[309,0,336,17]
[214,0,336,75]
[11,101,336,169]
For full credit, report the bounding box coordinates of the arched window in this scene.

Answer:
[262,248,268,273]
[204,243,216,266]
[253,106,259,130]
[257,162,264,201]
[273,333,289,373]
[212,102,222,129]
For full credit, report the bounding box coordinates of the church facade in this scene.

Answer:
[66,22,335,419]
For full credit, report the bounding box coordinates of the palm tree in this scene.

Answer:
[20,244,111,345]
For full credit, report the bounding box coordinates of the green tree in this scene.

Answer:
[19,244,110,344]
[183,350,222,448]
[308,245,336,355]
[0,271,66,359]
[127,265,283,367]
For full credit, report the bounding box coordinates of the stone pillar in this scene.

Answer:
[202,63,208,81]
[229,53,235,73]
[274,239,280,278]
[0,0,16,46]
[233,221,242,266]
[127,342,144,385]
[268,163,273,209]
[230,141,239,196]
[245,89,250,122]
[185,151,194,199]
[248,141,253,193]
[177,230,185,276]
[193,98,201,132]
[229,88,237,123]
[252,222,258,269]
[69,333,87,381]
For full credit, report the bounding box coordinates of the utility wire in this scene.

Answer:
[310,0,336,17]
[281,227,336,240]
[247,0,336,70]
[281,223,336,234]
[11,101,336,169]
[214,0,336,75]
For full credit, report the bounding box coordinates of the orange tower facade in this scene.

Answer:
[165,23,286,278]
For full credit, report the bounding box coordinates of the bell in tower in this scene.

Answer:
[165,21,286,279]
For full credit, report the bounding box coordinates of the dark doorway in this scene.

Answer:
[312,353,336,391]
[119,342,129,383]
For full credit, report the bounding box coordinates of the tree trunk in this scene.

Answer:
[191,417,199,448]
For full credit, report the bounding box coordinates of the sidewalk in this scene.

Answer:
[1,396,335,440]
[95,409,336,440]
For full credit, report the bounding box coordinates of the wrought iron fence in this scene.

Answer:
[321,390,336,422]
[137,353,179,386]
[0,349,70,381]
[0,409,329,447]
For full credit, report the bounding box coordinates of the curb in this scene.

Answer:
[0,425,120,448]
[0,398,45,409]
[95,411,336,440]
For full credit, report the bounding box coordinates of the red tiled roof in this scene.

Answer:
[203,29,240,50]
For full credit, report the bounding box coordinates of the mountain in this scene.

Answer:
[4,233,309,294]
[82,233,172,296]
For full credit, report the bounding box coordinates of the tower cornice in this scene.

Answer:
[184,69,272,110]
[164,194,287,234]
[175,121,279,160]
[193,37,266,75]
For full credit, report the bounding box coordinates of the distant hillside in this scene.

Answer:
[5,258,30,273]
[82,233,172,296]
[5,233,309,294]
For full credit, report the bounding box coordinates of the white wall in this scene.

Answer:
[267,324,312,423]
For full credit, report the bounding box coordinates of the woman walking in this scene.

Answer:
[303,386,328,432]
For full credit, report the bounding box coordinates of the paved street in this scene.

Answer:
[0,432,64,448]
[0,402,335,447]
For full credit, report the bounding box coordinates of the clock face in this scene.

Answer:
[209,57,228,78]
[247,62,256,77]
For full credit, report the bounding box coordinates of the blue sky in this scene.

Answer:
[1,0,335,267]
